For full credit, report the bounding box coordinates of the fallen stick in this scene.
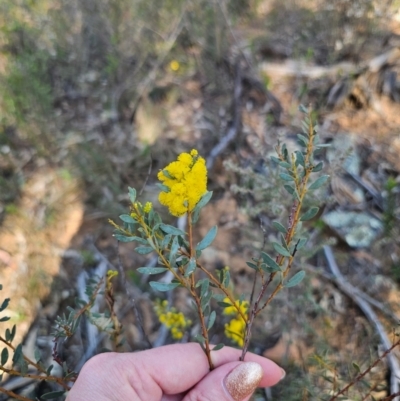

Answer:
[323,245,400,400]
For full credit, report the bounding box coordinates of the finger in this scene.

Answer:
[122,343,282,396]
[183,361,266,401]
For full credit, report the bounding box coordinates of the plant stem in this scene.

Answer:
[0,387,35,401]
[328,338,400,401]
[0,366,70,390]
[188,212,214,370]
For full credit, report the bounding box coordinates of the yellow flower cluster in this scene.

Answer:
[223,297,249,347]
[130,201,152,218]
[158,149,207,217]
[154,300,191,340]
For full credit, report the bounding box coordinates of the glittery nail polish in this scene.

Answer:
[224,362,263,401]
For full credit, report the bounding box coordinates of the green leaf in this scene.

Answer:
[34,348,41,363]
[308,175,329,190]
[128,187,136,204]
[196,226,217,251]
[194,334,206,350]
[296,237,308,250]
[352,362,361,372]
[300,207,319,221]
[137,267,168,275]
[218,301,234,308]
[272,221,286,234]
[272,242,291,257]
[162,169,174,179]
[201,291,213,311]
[278,160,292,169]
[0,298,10,312]
[161,234,172,249]
[312,161,323,172]
[299,104,308,113]
[200,279,210,298]
[223,270,230,287]
[280,173,294,182]
[212,343,225,351]
[159,224,186,236]
[192,191,213,224]
[135,246,154,255]
[184,258,197,277]
[297,134,309,147]
[283,184,300,201]
[246,261,258,270]
[149,281,181,292]
[41,391,66,399]
[284,270,306,288]
[207,311,216,330]
[261,264,280,273]
[0,316,10,322]
[10,325,16,342]
[113,234,136,243]
[119,214,136,224]
[13,344,28,375]
[261,252,281,272]
[156,183,171,193]
[1,348,8,365]
[295,151,305,167]
[212,294,225,302]
[169,236,179,266]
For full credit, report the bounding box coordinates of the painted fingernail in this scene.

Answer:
[281,368,286,380]
[224,362,263,401]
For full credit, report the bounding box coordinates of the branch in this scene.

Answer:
[324,245,400,401]
[0,386,34,401]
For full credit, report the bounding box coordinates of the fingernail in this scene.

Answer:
[224,362,263,401]
[281,368,286,380]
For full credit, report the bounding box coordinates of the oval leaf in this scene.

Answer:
[128,187,136,204]
[159,224,186,236]
[246,261,258,270]
[261,252,281,271]
[300,207,319,221]
[137,267,168,275]
[312,162,323,172]
[135,246,154,255]
[1,348,8,365]
[184,258,197,277]
[272,242,291,257]
[196,226,217,251]
[280,173,294,182]
[309,175,329,190]
[41,391,66,400]
[113,234,136,242]
[272,221,287,234]
[284,270,306,288]
[212,343,225,351]
[119,214,136,224]
[261,264,280,273]
[207,311,216,330]
[192,191,213,224]
[149,281,181,292]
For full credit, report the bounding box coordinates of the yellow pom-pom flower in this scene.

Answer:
[158,149,207,217]
[154,300,191,340]
[223,297,248,347]
[170,60,180,71]
[143,202,152,213]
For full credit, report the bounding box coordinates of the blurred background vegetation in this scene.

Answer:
[1,0,400,399]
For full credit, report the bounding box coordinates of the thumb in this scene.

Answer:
[183,361,281,401]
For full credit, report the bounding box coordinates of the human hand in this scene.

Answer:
[66,343,284,401]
